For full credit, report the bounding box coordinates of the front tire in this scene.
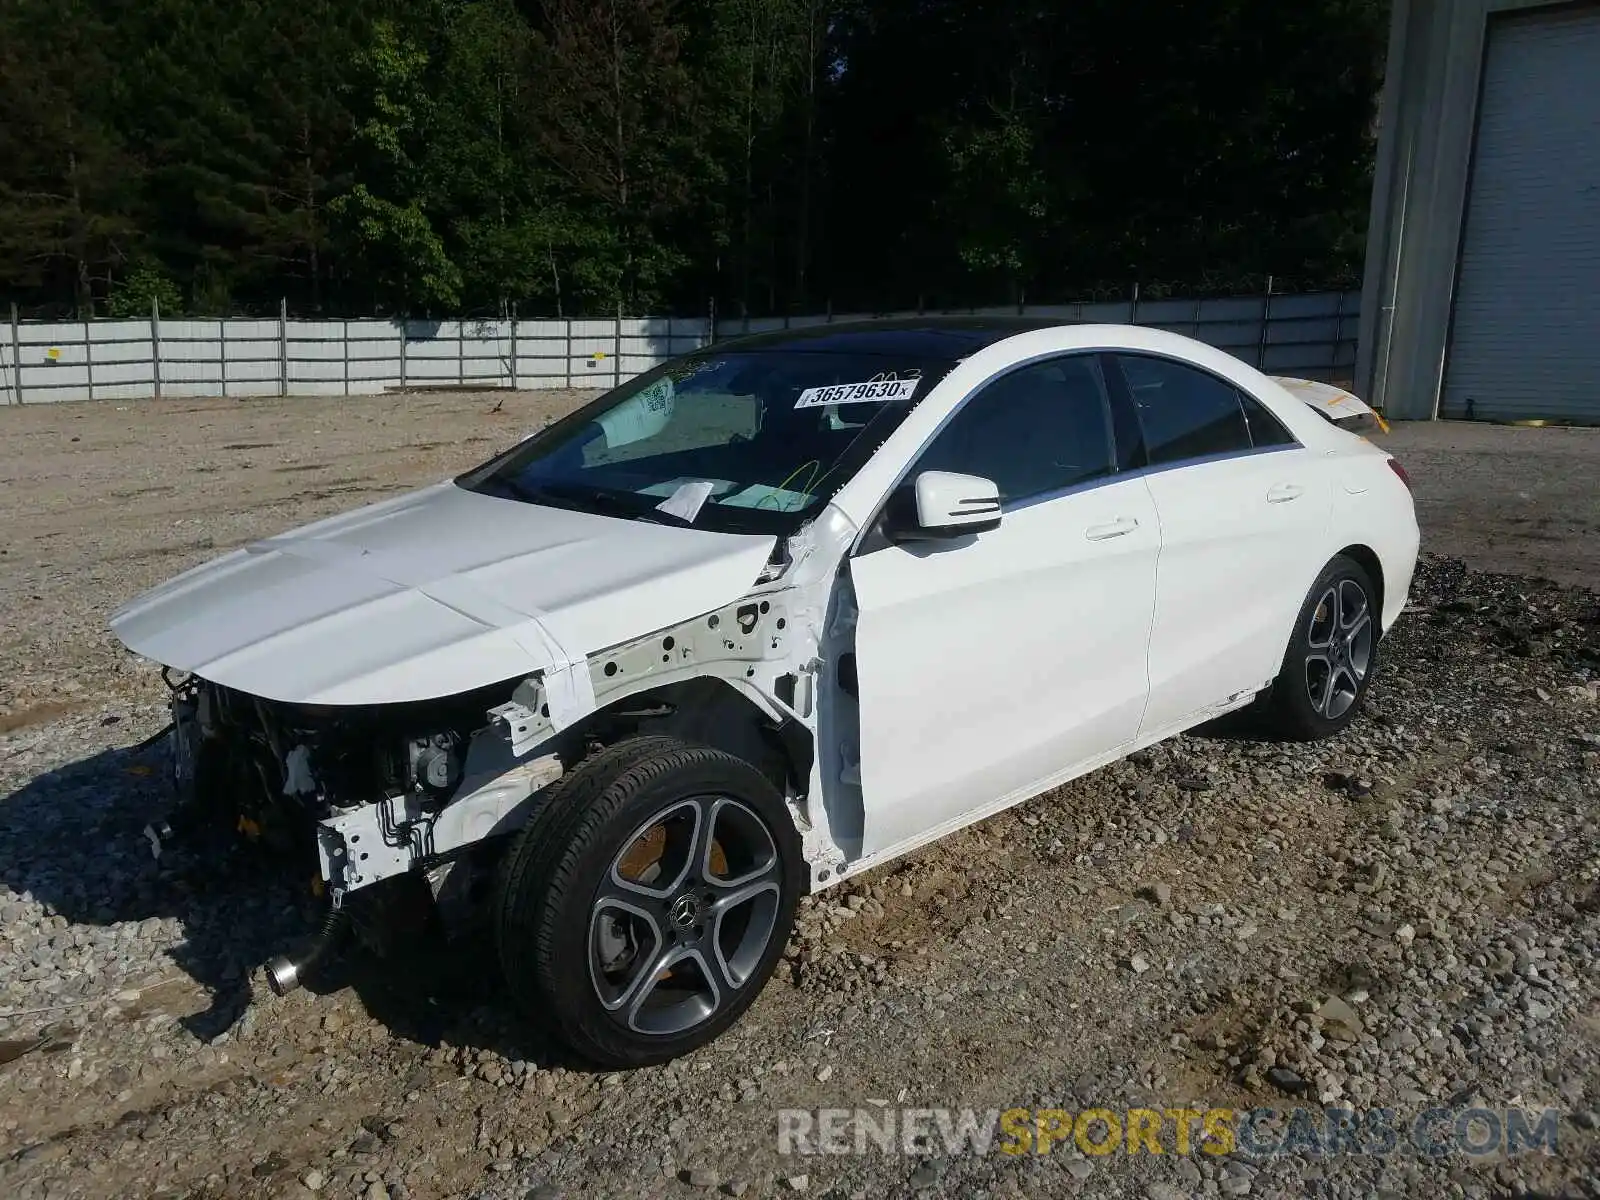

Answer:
[1260,555,1380,741]
[496,736,801,1067]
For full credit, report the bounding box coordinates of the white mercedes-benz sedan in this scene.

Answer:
[110,319,1419,1066]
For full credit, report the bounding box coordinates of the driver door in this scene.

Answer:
[847,354,1160,857]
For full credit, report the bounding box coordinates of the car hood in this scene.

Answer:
[110,482,776,706]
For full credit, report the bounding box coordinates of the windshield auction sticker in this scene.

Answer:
[794,378,919,408]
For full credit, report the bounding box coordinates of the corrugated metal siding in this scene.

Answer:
[1442,6,1600,421]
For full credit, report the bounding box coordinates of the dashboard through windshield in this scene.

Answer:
[457,349,954,535]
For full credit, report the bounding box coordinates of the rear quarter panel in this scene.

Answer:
[1323,434,1421,634]
[1243,372,1419,637]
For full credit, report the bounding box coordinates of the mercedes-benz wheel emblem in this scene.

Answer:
[669,894,700,931]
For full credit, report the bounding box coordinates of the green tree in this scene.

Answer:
[107,261,183,317]
[941,109,1049,303]
[693,0,820,315]
[330,16,461,312]
[0,0,141,314]
[0,0,1389,318]
[424,0,594,314]
[240,0,372,312]
[107,0,376,315]
[525,0,712,314]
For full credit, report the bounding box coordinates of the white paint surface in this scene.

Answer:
[110,324,1418,888]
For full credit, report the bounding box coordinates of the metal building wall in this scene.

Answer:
[1440,7,1600,421]
[1357,0,1590,420]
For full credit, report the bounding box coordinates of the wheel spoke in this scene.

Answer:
[709,875,780,920]
[1306,588,1336,649]
[593,871,670,920]
[625,945,721,1035]
[588,897,665,1013]
[1345,592,1373,667]
[691,796,722,884]
[1317,664,1337,716]
[709,880,781,991]
[1338,581,1368,635]
[1326,666,1358,719]
[1345,610,1372,643]
[701,797,778,889]
[621,943,678,1025]
[1305,651,1330,714]
[608,799,701,900]
[1346,617,1372,675]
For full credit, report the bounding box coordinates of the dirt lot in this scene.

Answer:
[1381,421,1600,590]
[0,392,1597,1200]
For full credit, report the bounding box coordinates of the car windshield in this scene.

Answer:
[457,349,953,535]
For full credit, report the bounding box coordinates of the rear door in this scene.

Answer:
[1105,353,1331,737]
[848,353,1160,857]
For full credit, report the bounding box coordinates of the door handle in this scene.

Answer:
[1267,483,1304,504]
[1086,517,1139,541]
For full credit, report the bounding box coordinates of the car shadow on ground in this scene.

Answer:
[0,738,582,1069]
[1190,706,1276,741]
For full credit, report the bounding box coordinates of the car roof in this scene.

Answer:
[711,316,1067,359]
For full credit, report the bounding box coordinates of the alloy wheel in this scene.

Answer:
[1304,577,1374,721]
[589,795,782,1036]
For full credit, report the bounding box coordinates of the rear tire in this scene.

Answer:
[1260,555,1380,741]
[495,736,801,1067]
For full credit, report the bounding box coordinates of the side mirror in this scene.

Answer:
[887,470,1002,540]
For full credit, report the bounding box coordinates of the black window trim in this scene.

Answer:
[853,348,1120,555]
[851,345,1306,559]
[1102,350,1304,473]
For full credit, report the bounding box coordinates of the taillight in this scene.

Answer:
[1387,458,1412,490]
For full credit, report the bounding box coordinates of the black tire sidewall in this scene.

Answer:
[507,740,802,1067]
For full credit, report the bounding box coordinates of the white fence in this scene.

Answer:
[0,316,712,405]
[0,290,1360,405]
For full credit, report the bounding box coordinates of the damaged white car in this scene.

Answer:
[111,320,1419,1066]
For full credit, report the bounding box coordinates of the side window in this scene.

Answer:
[1115,355,1252,465]
[915,356,1116,503]
[1239,392,1297,448]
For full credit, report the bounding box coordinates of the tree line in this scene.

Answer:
[0,0,1388,320]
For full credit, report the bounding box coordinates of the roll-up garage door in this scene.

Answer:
[1441,6,1600,422]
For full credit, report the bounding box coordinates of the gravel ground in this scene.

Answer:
[1,391,1597,1200]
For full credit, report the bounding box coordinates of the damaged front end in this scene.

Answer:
[157,670,565,989]
[149,565,840,993]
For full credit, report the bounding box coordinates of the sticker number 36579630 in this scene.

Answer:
[794,377,919,408]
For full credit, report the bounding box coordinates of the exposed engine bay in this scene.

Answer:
[164,672,544,871]
[148,570,843,993]
[155,672,557,986]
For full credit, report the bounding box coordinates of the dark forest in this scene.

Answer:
[0,0,1388,318]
